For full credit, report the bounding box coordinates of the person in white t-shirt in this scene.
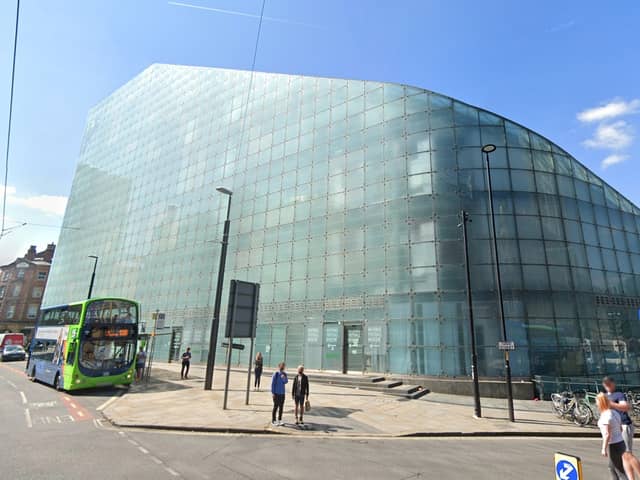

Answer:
[598,392,640,480]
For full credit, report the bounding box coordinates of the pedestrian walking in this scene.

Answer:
[597,393,628,480]
[181,347,192,379]
[135,346,146,381]
[603,376,635,452]
[292,365,309,426]
[254,352,263,391]
[271,362,288,426]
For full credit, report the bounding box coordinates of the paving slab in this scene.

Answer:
[102,362,602,437]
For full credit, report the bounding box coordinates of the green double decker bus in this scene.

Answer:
[27,298,139,391]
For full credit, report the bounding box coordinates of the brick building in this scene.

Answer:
[0,243,55,336]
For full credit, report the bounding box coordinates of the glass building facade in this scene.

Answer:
[44,64,640,383]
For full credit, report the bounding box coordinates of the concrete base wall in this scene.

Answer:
[387,375,536,400]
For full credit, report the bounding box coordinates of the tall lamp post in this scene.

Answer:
[87,255,98,299]
[459,210,481,418]
[482,143,515,422]
[204,187,233,391]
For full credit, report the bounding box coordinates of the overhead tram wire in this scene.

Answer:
[232,0,267,170]
[1,0,21,238]
[203,0,267,391]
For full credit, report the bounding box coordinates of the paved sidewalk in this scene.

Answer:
[101,362,600,437]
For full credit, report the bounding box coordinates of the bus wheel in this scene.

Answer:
[54,374,62,391]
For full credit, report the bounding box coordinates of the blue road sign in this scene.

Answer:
[555,458,579,480]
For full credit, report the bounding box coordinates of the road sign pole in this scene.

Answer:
[245,337,254,405]
[223,282,239,410]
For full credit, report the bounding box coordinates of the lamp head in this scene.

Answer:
[216,186,233,196]
[481,144,497,154]
[88,255,98,259]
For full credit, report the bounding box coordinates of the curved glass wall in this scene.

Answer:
[44,64,640,382]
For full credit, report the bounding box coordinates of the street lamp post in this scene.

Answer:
[87,255,98,300]
[204,187,233,391]
[482,144,515,422]
[459,210,481,418]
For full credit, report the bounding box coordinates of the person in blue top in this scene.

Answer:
[603,377,635,448]
[271,362,288,426]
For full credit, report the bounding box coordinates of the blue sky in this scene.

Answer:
[0,0,638,264]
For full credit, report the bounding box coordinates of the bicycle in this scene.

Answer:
[550,390,594,426]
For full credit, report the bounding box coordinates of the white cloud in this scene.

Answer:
[583,121,634,150]
[601,153,629,169]
[577,98,640,123]
[548,19,576,33]
[0,185,68,217]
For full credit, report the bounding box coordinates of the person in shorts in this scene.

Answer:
[292,365,309,426]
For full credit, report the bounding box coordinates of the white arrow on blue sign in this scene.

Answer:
[556,460,578,480]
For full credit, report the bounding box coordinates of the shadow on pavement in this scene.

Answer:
[307,406,363,419]
[128,378,190,394]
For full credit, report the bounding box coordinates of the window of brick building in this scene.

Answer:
[27,304,38,319]
[32,287,43,298]
[12,284,21,297]
[6,305,15,319]
[37,271,47,280]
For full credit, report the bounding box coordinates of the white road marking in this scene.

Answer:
[69,402,77,408]
[24,408,32,428]
[165,467,180,477]
[77,410,85,417]
[128,439,139,446]
[150,456,163,465]
[118,431,126,437]
[96,395,120,411]
[36,415,75,424]
[7,380,17,389]
[19,391,27,404]
[30,401,57,408]
[138,446,149,454]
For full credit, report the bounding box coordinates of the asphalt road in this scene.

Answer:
[0,360,611,479]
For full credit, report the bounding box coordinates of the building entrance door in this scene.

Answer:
[343,324,364,374]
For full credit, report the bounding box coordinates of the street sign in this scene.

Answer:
[498,341,516,351]
[225,280,260,338]
[554,452,582,480]
[223,279,260,411]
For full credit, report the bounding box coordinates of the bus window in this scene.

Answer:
[79,339,135,371]
[86,300,138,325]
[40,305,82,326]
[30,340,56,361]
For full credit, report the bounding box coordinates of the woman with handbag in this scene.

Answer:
[292,365,309,426]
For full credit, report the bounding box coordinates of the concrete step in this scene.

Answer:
[258,369,428,400]
[376,380,403,389]
[384,385,430,400]
[313,375,388,388]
